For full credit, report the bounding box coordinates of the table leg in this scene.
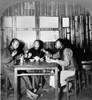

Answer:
[55,68,58,100]
[14,69,18,100]
[32,76,35,89]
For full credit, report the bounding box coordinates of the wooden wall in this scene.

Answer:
[1,1,92,54]
[2,1,89,16]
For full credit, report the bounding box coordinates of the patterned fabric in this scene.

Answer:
[63,48,73,61]
[57,48,77,70]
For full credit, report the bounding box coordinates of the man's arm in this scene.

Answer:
[57,48,73,69]
[52,51,60,59]
[50,48,73,70]
[1,48,13,63]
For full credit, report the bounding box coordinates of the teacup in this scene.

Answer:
[34,56,40,62]
[30,59,35,62]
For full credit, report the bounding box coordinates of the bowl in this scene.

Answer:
[34,56,40,62]
[30,59,35,62]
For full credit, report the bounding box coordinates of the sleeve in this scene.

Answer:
[40,51,45,58]
[27,48,34,58]
[28,48,33,54]
[1,48,13,64]
[52,51,60,59]
[56,48,73,68]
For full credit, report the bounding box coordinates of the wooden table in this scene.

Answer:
[14,61,59,100]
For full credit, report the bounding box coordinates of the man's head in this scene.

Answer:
[10,38,20,49]
[55,38,64,49]
[55,38,73,50]
[34,40,40,50]
[33,40,43,50]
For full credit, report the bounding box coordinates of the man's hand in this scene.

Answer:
[50,59,58,63]
[42,49,52,58]
[28,53,32,58]
[40,58,44,62]
[12,50,17,57]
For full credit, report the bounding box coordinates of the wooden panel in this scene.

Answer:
[40,16,58,28]
[40,31,59,42]
[17,30,36,49]
[16,16,35,28]
[17,30,36,42]
[3,28,13,48]
[3,17,13,28]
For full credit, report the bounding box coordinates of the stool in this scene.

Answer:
[66,75,77,100]
[78,69,86,91]
[86,70,92,89]
[81,61,92,87]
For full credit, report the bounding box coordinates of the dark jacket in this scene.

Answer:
[28,48,45,59]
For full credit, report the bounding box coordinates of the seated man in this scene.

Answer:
[45,39,78,92]
[27,40,45,91]
[27,40,52,92]
[1,38,38,99]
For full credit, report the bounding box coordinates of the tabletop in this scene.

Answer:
[14,60,59,69]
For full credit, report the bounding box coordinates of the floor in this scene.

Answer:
[1,84,92,100]
[1,74,92,100]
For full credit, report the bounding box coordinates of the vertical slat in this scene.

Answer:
[21,2,24,16]
[17,3,20,16]
[89,16,92,51]
[55,2,59,16]
[12,16,17,38]
[18,3,21,16]
[47,1,51,16]
[32,2,35,16]
[51,1,54,16]
[65,2,68,16]
[79,15,83,48]
[14,4,18,16]
[35,1,39,39]
[83,16,86,51]
[23,2,26,16]
[71,16,74,44]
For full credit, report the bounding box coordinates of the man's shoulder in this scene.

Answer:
[63,48,73,57]
[64,48,72,52]
[3,46,11,53]
[28,48,35,52]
